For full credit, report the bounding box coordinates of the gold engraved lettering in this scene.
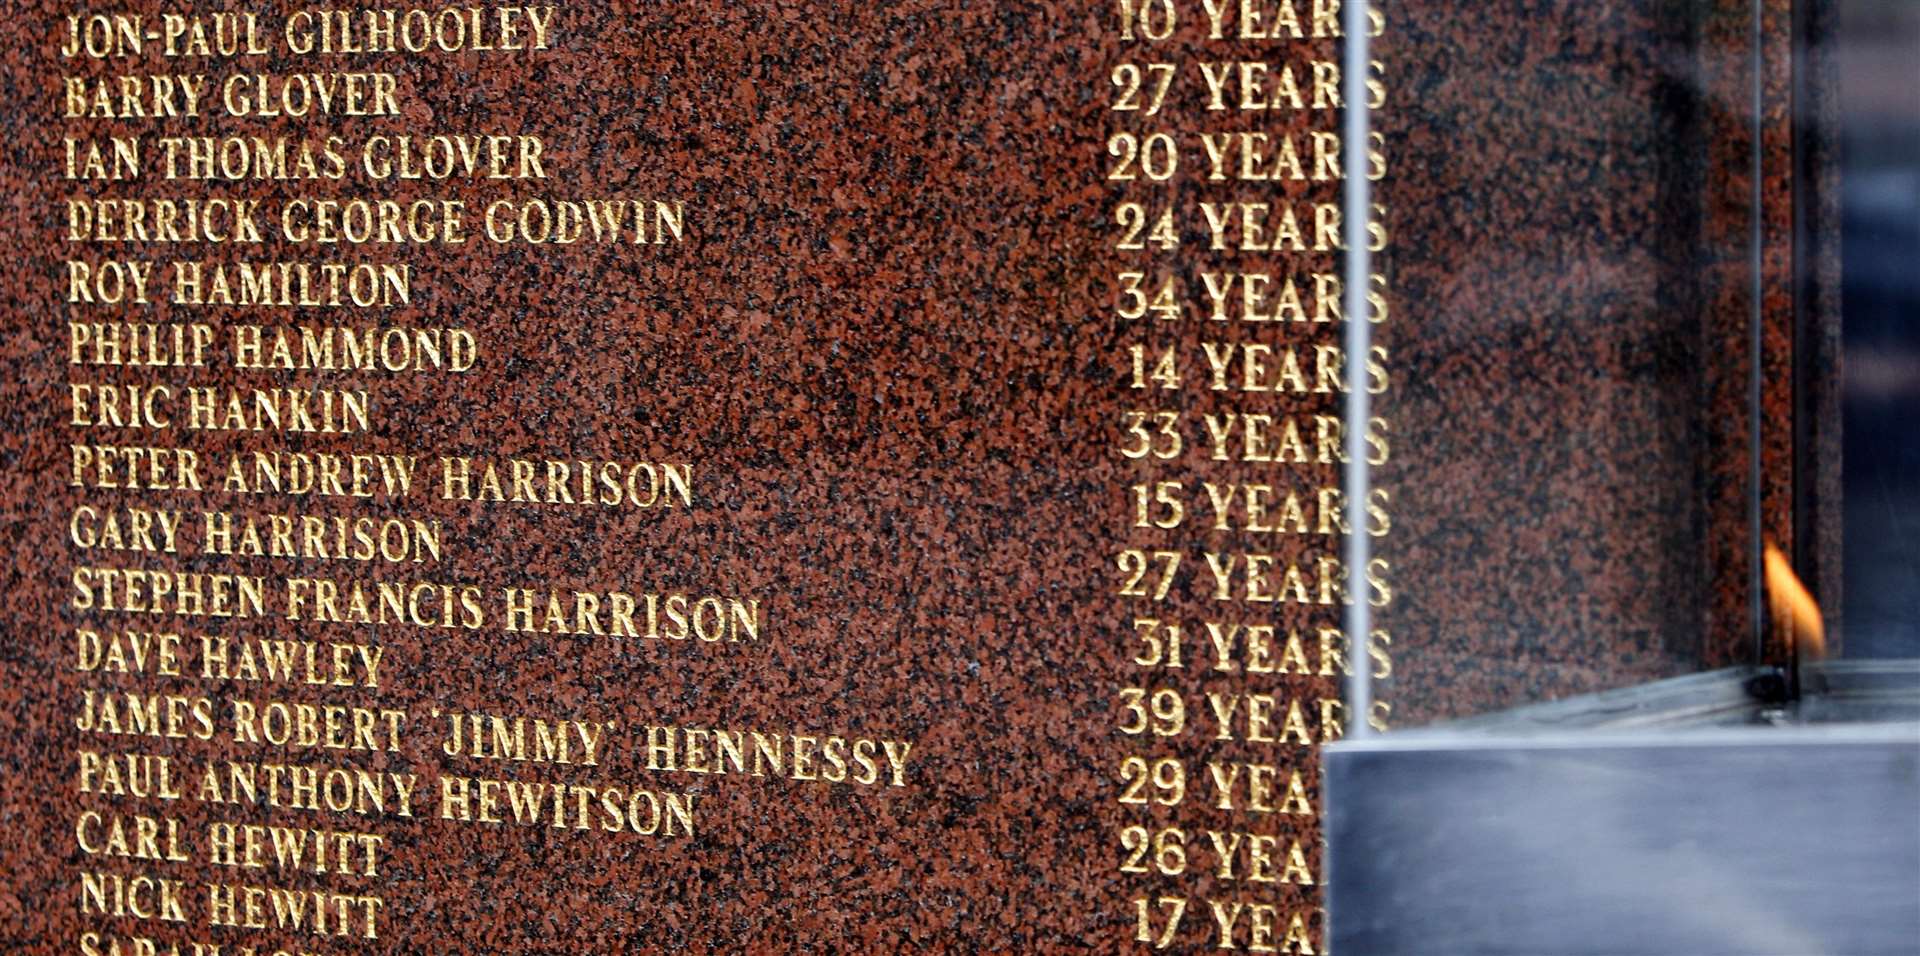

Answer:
[77,871,187,924]
[441,457,690,508]
[204,881,383,940]
[74,811,190,863]
[500,588,757,642]
[196,761,416,818]
[438,711,609,766]
[642,725,913,787]
[206,821,384,878]
[437,775,695,837]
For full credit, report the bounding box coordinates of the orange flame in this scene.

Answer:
[1764,543,1826,662]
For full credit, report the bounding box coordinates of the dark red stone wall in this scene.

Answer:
[0,1,1821,951]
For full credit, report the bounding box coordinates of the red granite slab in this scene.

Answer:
[0,2,1824,952]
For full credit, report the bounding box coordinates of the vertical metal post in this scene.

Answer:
[1342,0,1375,738]
[1749,0,1767,665]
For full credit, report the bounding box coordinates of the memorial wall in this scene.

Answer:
[0,2,1821,952]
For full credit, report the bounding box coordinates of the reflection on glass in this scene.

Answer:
[1840,0,1920,659]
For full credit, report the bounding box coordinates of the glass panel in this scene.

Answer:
[1363,2,1770,726]
[1837,0,1920,659]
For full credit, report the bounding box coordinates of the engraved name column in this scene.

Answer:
[55,8,708,952]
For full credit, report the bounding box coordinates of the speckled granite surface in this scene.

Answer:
[0,1,1818,952]
[1375,0,1816,724]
